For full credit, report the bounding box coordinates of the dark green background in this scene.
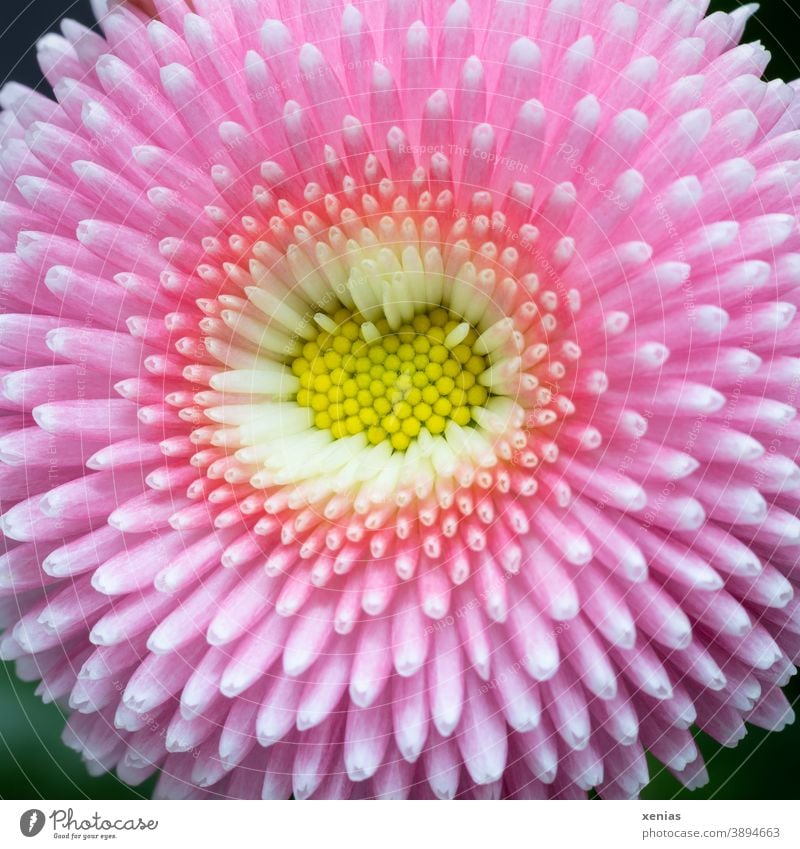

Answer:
[1,0,799,800]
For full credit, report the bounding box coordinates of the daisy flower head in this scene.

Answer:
[1,0,799,800]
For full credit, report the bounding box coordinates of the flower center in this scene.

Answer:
[292,307,490,451]
[186,184,582,551]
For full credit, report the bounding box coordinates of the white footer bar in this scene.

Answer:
[2,800,796,848]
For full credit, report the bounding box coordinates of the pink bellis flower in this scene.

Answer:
[1,0,800,800]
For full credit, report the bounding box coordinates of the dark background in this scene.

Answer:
[1,0,799,801]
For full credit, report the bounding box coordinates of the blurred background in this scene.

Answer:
[1,0,799,800]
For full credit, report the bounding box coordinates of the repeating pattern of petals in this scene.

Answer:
[1,0,799,799]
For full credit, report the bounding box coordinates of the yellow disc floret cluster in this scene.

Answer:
[292,307,490,451]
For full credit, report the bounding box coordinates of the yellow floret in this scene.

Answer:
[383,414,401,434]
[459,371,476,390]
[436,376,455,395]
[427,414,446,434]
[429,344,448,364]
[323,350,341,370]
[433,397,452,417]
[412,371,429,388]
[330,420,348,439]
[429,308,448,327]
[425,362,443,381]
[451,406,471,426]
[413,353,429,371]
[369,346,387,364]
[467,384,489,406]
[452,344,471,364]
[412,314,432,333]
[314,374,331,393]
[406,387,422,406]
[345,415,364,435]
[292,357,309,376]
[397,343,415,362]
[394,400,412,420]
[341,321,360,341]
[421,385,439,406]
[401,417,421,437]
[449,388,468,407]
[414,402,432,422]
[302,342,320,360]
[466,354,485,375]
[390,431,411,451]
[367,425,386,444]
[311,393,330,412]
[442,359,460,378]
[374,397,391,416]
